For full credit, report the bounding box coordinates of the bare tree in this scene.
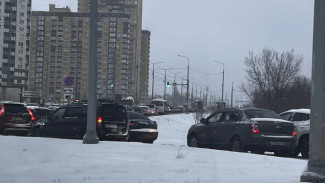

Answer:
[242,48,303,112]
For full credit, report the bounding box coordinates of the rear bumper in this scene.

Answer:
[0,123,31,134]
[129,129,158,142]
[244,134,296,152]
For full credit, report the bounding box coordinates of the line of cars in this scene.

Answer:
[0,101,158,144]
[187,107,311,158]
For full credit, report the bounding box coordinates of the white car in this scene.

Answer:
[279,109,310,158]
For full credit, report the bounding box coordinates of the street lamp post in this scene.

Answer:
[151,61,163,100]
[158,67,173,100]
[214,61,225,103]
[172,72,182,106]
[177,55,190,106]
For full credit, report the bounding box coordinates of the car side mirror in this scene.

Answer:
[200,118,206,123]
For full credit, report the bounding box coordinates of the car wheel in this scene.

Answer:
[300,136,309,158]
[78,129,86,140]
[188,135,200,148]
[251,150,265,155]
[230,137,244,152]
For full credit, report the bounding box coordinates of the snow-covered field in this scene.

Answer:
[0,113,307,183]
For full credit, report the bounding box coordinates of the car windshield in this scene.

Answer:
[245,109,282,119]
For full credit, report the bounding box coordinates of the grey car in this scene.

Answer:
[187,108,297,157]
[279,109,310,158]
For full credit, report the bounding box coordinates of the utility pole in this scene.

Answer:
[180,77,183,105]
[195,84,198,101]
[83,0,99,144]
[301,0,325,182]
[159,67,173,100]
[231,81,234,108]
[151,61,163,100]
[214,61,225,103]
[177,55,190,105]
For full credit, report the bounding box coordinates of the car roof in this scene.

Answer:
[0,101,25,105]
[281,109,310,114]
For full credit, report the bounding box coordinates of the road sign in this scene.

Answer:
[64,77,74,86]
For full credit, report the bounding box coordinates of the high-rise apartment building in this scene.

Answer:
[78,0,143,102]
[0,0,31,87]
[139,30,150,103]
[29,4,130,102]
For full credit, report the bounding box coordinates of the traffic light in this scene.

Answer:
[166,82,171,87]
[110,84,114,88]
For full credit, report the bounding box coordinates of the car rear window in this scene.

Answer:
[101,104,126,116]
[245,109,282,119]
[128,112,148,120]
[3,104,28,114]
[147,105,155,108]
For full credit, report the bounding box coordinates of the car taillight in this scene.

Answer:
[97,116,102,126]
[0,106,4,116]
[147,109,150,113]
[250,123,260,134]
[293,126,297,136]
[27,108,35,121]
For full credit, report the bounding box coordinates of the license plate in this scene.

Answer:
[105,124,117,128]
[12,117,23,121]
[13,124,30,128]
[270,141,286,146]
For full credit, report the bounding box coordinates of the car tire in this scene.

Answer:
[188,135,200,148]
[251,150,265,155]
[274,150,291,157]
[78,129,86,140]
[230,136,244,152]
[300,136,309,158]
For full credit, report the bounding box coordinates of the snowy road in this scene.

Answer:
[0,113,307,183]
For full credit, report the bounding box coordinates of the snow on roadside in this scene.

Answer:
[149,113,197,146]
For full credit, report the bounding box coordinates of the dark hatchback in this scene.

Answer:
[0,102,32,135]
[187,108,297,156]
[30,103,129,141]
[128,112,158,143]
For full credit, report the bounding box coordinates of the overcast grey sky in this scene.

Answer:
[33,0,314,102]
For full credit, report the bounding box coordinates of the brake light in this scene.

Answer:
[250,123,260,134]
[27,108,35,121]
[147,109,150,113]
[0,106,5,116]
[293,126,297,136]
[97,116,102,126]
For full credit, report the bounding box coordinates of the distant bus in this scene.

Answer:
[151,99,168,114]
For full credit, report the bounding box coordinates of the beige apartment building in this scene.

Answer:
[28,5,131,103]
[78,0,143,102]
[139,30,150,104]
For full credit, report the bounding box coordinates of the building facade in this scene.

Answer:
[0,0,31,88]
[29,5,130,103]
[139,30,150,104]
[78,0,143,102]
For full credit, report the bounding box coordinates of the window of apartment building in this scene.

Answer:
[36,73,42,77]
[36,84,42,88]
[36,78,42,82]
[37,31,44,36]
[38,16,44,21]
[20,12,24,17]
[109,28,116,32]
[109,38,116,43]
[36,68,42,72]
[18,57,23,61]
[19,20,24,24]
[37,47,43,51]
[38,21,44,25]
[38,26,44,30]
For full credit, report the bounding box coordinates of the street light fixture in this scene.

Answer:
[151,61,163,100]
[177,55,190,105]
[214,61,225,103]
[158,67,174,100]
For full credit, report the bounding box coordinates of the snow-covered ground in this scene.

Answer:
[0,113,307,183]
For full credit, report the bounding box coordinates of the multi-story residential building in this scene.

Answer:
[29,4,130,103]
[0,0,31,88]
[139,30,150,104]
[78,0,143,102]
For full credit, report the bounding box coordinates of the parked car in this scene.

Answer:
[132,106,143,113]
[139,106,151,116]
[30,103,129,141]
[187,108,297,157]
[128,112,158,143]
[279,109,310,158]
[0,101,32,135]
[146,104,157,115]
[124,105,135,112]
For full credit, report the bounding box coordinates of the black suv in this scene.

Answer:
[30,102,129,141]
[0,102,32,135]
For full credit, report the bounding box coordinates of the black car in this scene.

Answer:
[0,102,32,135]
[187,108,297,156]
[30,103,129,141]
[128,112,158,143]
